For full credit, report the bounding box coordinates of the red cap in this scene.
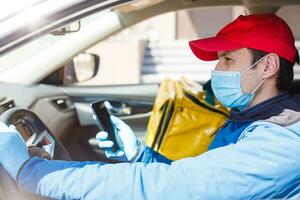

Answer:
[189,14,299,64]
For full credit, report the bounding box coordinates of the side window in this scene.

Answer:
[64,6,245,86]
[277,6,300,79]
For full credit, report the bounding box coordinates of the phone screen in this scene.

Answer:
[91,101,119,152]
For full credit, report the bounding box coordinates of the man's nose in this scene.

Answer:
[215,61,224,71]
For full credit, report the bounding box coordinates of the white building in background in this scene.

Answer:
[81,6,300,86]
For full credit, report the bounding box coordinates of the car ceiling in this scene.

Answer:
[117,0,300,28]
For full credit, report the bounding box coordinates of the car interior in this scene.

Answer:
[1,0,300,199]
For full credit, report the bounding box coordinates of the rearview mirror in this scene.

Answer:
[64,53,100,84]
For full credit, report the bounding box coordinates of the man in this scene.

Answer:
[1,13,300,199]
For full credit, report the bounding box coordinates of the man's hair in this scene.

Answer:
[249,48,294,92]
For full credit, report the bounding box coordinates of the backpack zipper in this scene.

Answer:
[157,101,174,151]
[183,90,229,117]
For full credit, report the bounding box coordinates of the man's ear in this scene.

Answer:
[262,53,280,79]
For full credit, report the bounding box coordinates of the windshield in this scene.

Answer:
[0,9,109,73]
[0,0,44,22]
[0,35,61,73]
[0,0,129,56]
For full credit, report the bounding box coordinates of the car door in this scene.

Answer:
[0,81,158,161]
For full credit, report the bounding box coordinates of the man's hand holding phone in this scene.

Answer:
[96,116,141,162]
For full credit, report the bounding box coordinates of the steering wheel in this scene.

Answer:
[0,107,71,200]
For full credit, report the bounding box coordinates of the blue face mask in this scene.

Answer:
[211,56,266,111]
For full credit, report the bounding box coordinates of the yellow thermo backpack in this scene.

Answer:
[145,77,229,160]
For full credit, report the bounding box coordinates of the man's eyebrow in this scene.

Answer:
[218,52,227,58]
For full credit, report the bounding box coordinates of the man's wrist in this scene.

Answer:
[129,139,145,162]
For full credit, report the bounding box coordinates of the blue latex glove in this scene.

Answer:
[0,122,30,180]
[96,116,141,162]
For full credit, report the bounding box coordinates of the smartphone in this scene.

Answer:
[91,100,120,152]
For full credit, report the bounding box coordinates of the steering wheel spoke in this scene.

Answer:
[0,107,71,200]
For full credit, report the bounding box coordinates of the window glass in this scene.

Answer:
[277,6,300,79]
[73,6,246,86]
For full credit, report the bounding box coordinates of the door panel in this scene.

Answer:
[0,83,159,161]
[74,102,151,139]
[61,83,158,137]
[59,84,158,161]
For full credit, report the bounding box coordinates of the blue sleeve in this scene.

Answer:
[17,122,300,200]
[133,144,172,164]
